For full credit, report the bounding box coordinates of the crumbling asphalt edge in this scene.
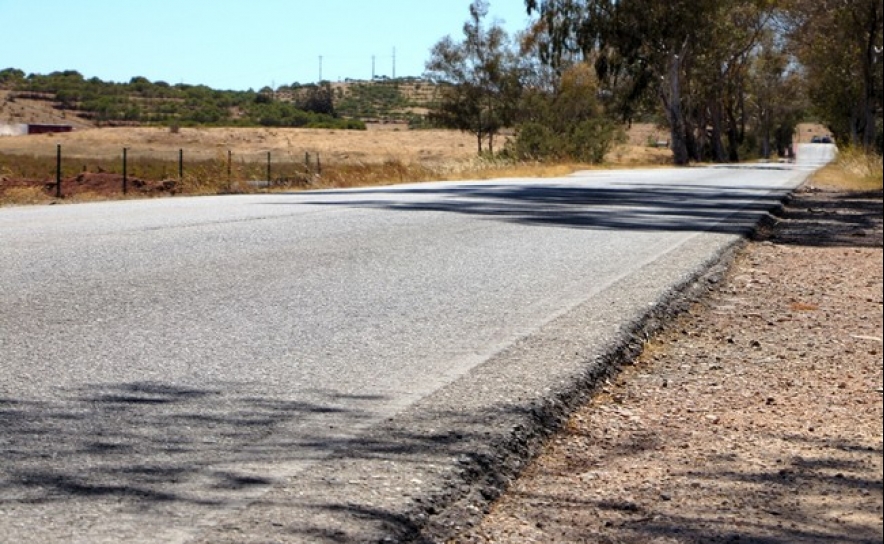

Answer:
[403,196,794,543]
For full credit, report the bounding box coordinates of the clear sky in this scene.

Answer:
[1,0,534,90]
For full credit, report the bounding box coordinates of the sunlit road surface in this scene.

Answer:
[0,147,828,543]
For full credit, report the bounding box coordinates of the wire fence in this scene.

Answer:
[2,144,325,198]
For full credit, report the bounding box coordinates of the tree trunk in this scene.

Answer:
[661,51,690,166]
[860,3,880,150]
[710,98,728,163]
[726,104,741,162]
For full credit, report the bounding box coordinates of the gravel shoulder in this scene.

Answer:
[455,182,883,543]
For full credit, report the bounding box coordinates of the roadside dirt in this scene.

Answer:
[454,182,883,543]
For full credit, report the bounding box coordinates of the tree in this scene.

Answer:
[746,27,806,159]
[508,63,619,163]
[0,67,25,88]
[526,0,717,164]
[426,0,522,154]
[786,0,883,151]
[296,83,335,116]
[525,0,804,164]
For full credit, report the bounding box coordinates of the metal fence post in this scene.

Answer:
[55,144,62,198]
[122,147,128,195]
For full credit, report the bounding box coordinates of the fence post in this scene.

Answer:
[178,149,183,181]
[317,153,321,175]
[266,151,271,186]
[227,149,232,184]
[122,147,128,195]
[55,144,62,198]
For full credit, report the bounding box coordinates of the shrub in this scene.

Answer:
[507,122,559,161]
[567,119,621,164]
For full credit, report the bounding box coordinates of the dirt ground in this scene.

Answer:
[454,182,883,543]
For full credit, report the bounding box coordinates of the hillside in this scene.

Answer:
[0,70,441,129]
[0,90,95,128]
[333,78,441,122]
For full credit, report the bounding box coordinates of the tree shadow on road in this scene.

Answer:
[274,180,881,249]
[2,371,881,543]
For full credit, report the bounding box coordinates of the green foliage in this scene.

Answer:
[524,0,816,165]
[425,0,523,154]
[507,64,620,163]
[567,118,619,163]
[507,122,557,159]
[293,83,335,115]
[0,70,362,130]
[0,67,25,86]
[507,108,619,164]
[335,81,408,120]
[788,0,883,153]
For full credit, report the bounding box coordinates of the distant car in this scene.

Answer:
[811,135,833,143]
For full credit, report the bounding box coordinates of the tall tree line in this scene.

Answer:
[428,0,882,164]
[786,0,882,151]
[526,0,883,160]
[523,0,807,164]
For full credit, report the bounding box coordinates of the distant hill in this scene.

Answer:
[0,69,441,129]
[330,78,441,124]
[0,90,95,128]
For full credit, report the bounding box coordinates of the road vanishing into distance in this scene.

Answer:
[1,144,834,543]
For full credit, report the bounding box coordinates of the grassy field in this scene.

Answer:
[3,121,864,207]
[0,123,676,204]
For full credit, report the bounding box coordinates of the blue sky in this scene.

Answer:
[1,0,534,90]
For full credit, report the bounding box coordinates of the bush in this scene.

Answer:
[507,118,621,164]
[507,122,559,161]
[567,119,619,164]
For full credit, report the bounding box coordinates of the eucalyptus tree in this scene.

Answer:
[526,0,723,164]
[425,0,523,154]
[525,0,795,164]
[786,0,882,151]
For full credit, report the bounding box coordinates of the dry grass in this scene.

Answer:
[810,146,884,191]
[0,185,46,205]
[0,124,678,206]
[6,121,879,208]
[0,126,481,164]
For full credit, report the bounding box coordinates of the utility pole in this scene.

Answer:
[372,55,375,80]
[392,47,396,79]
[318,55,323,82]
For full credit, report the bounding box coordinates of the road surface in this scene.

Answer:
[0,145,833,543]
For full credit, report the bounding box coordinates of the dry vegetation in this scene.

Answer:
[810,146,883,191]
[0,123,674,205]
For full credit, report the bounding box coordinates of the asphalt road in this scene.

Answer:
[0,145,832,543]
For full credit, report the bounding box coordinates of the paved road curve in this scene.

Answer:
[0,146,830,543]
